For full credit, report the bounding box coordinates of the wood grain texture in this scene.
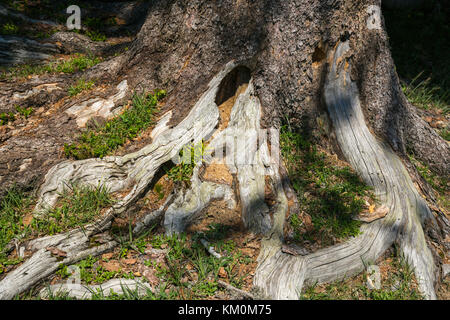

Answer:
[254,41,437,300]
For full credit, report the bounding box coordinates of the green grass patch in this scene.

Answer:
[401,73,449,114]
[0,186,32,272]
[408,154,449,212]
[0,106,34,126]
[280,124,375,247]
[0,53,102,80]
[31,184,115,236]
[165,140,210,185]
[15,105,33,118]
[68,79,95,96]
[64,89,166,160]
[0,184,114,273]
[384,1,449,115]
[0,111,15,125]
[439,128,450,141]
[1,22,19,35]
[110,223,251,300]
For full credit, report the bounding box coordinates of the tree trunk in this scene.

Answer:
[0,0,448,300]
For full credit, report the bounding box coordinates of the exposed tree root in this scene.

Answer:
[40,278,152,300]
[253,41,440,300]
[0,62,233,299]
[0,50,444,300]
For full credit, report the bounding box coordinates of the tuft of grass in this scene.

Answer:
[0,53,102,80]
[68,79,95,96]
[0,112,15,125]
[0,182,115,272]
[166,140,210,185]
[64,89,166,160]
[280,124,375,247]
[0,186,32,272]
[85,30,107,42]
[384,1,449,115]
[401,73,449,114]
[15,105,33,118]
[1,22,19,35]
[408,154,449,212]
[439,128,450,141]
[31,184,115,236]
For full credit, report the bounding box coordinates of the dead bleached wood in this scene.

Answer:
[0,62,237,300]
[0,240,116,300]
[163,79,272,235]
[39,278,152,300]
[254,41,437,300]
[33,61,240,218]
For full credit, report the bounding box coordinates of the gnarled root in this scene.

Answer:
[0,53,443,300]
[254,41,440,300]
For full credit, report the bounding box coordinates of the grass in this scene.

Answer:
[15,105,33,118]
[0,112,15,125]
[0,184,114,273]
[0,53,102,80]
[408,155,449,212]
[68,79,95,96]
[1,22,19,35]
[384,1,449,115]
[400,73,449,115]
[31,184,115,236]
[64,89,166,160]
[280,124,375,247]
[105,222,252,300]
[165,140,210,185]
[301,252,423,300]
[0,106,34,126]
[0,186,32,273]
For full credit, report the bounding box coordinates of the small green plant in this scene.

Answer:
[439,128,450,141]
[68,79,95,96]
[85,30,107,42]
[0,186,32,270]
[166,140,210,184]
[55,264,71,279]
[401,73,449,114]
[1,54,102,80]
[1,22,19,35]
[154,183,165,200]
[301,253,423,300]
[0,112,15,125]
[15,105,33,118]
[64,89,166,159]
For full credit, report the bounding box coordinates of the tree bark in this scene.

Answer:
[0,0,448,300]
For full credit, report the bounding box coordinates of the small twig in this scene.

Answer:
[217,280,254,300]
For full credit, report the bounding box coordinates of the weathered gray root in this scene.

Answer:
[0,35,59,66]
[1,51,439,300]
[39,278,151,300]
[0,61,237,299]
[163,79,275,234]
[254,41,438,300]
[33,61,241,217]
[0,236,116,300]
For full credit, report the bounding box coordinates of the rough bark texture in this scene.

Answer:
[0,0,448,300]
